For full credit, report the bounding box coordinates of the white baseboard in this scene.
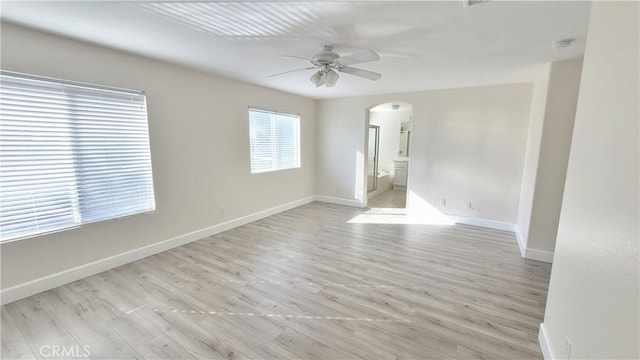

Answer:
[513,230,554,263]
[514,229,553,263]
[525,248,554,263]
[515,230,527,257]
[0,195,550,304]
[538,323,554,360]
[451,218,554,263]
[314,195,365,208]
[0,196,315,305]
[447,215,517,232]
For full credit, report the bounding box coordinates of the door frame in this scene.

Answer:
[367,125,380,193]
[362,101,414,208]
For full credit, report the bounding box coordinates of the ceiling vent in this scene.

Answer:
[552,39,575,49]
[463,0,489,7]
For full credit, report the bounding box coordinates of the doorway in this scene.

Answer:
[365,102,413,209]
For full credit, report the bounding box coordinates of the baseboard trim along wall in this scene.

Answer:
[447,216,554,263]
[516,230,528,257]
[514,231,555,263]
[524,247,555,263]
[447,215,517,232]
[0,195,549,304]
[0,196,316,305]
[538,323,554,360]
[314,195,366,208]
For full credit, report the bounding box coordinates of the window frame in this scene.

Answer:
[0,70,156,243]
[248,107,301,174]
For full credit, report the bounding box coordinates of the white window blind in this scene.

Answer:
[0,71,155,242]
[248,108,300,174]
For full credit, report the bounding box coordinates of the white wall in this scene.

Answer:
[541,2,639,359]
[0,23,317,289]
[317,84,533,224]
[517,59,583,261]
[527,59,583,254]
[517,64,551,248]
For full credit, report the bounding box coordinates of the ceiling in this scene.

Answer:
[370,102,413,113]
[1,1,591,99]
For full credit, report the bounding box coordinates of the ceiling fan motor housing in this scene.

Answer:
[312,45,340,68]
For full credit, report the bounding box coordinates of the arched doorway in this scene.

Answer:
[365,101,413,209]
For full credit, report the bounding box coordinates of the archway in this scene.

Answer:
[364,101,413,209]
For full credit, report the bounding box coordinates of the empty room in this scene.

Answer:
[0,1,638,359]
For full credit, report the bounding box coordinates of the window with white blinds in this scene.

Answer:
[0,71,155,242]
[248,108,300,174]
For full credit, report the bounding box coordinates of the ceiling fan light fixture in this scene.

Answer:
[274,46,382,88]
[310,70,327,87]
[310,68,339,87]
[326,69,339,87]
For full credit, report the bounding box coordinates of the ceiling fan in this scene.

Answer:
[268,45,382,87]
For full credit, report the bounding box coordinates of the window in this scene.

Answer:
[0,71,155,242]
[248,107,300,173]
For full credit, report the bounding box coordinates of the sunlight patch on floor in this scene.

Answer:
[347,207,454,225]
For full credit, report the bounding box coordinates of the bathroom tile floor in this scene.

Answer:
[367,190,407,209]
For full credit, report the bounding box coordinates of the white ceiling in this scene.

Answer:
[1,1,591,99]
[370,102,413,113]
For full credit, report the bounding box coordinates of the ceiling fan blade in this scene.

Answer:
[268,67,316,77]
[283,55,313,61]
[338,66,382,81]
[336,50,380,66]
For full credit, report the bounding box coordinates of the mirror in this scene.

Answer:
[399,120,411,157]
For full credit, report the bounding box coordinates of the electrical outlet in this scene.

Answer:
[440,199,446,207]
[563,337,572,359]
[465,201,472,210]
[219,207,225,216]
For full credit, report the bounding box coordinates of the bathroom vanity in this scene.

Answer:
[393,159,408,190]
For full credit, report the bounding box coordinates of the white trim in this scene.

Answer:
[0,195,551,305]
[515,230,527,257]
[0,196,315,305]
[513,230,554,263]
[447,217,555,262]
[525,248,554,263]
[447,215,516,232]
[538,323,554,360]
[314,195,365,208]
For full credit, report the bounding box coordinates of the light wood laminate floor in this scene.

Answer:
[2,202,551,359]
